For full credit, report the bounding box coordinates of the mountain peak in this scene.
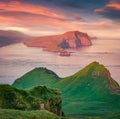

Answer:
[74,61,111,79]
[72,61,120,93]
[12,67,60,89]
[33,67,59,77]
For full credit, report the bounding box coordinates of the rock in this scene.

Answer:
[92,70,111,78]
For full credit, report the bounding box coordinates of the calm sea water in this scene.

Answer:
[0,39,120,85]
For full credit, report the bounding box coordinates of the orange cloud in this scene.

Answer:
[107,2,120,10]
[72,13,82,20]
[92,21,107,28]
[0,1,66,20]
[0,1,84,33]
[0,1,119,38]
[94,1,120,13]
[0,1,73,33]
[0,16,15,24]
[94,8,105,13]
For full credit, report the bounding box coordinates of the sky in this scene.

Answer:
[0,0,120,38]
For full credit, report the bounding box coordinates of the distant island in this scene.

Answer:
[25,31,92,52]
[0,30,31,47]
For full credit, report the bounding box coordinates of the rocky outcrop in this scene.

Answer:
[25,31,92,52]
[92,70,111,79]
[63,31,91,47]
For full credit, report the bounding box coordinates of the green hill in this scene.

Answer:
[12,67,60,89]
[55,62,120,118]
[0,84,64,116]
[13,62,120,118]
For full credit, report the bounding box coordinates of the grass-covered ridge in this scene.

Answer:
[12,67,60,89]
[13,61,120,118]
[0,84,63,116]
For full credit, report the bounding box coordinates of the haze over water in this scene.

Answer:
[0,39,120,85]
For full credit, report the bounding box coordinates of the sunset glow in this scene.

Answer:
[0,0,120,37]
[3,27,29,32]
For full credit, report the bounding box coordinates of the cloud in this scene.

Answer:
[0,1,66,20]
[0,1,85,30]
[0,1,73,29]
[72,13,82,20]
[0,0,119,38]
[2,0,107,16]
[94,0,120,21]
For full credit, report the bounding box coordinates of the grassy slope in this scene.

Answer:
[55,62,120,118]
[12,62,120,118]
[0,109,71,119]
[12,67,60,89]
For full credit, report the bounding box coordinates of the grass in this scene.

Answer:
[12,67,60,89]
[0,84,63,116]
[0,109,72,119]
[12,61,120,118]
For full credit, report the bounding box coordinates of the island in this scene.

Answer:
[24,31,92,52]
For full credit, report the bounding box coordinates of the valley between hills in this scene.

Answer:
[0,61,120,119]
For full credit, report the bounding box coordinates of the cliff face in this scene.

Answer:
[62,31,91,48]
[25,31,92,52]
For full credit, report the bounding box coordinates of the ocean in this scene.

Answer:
[0,39,120,85]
